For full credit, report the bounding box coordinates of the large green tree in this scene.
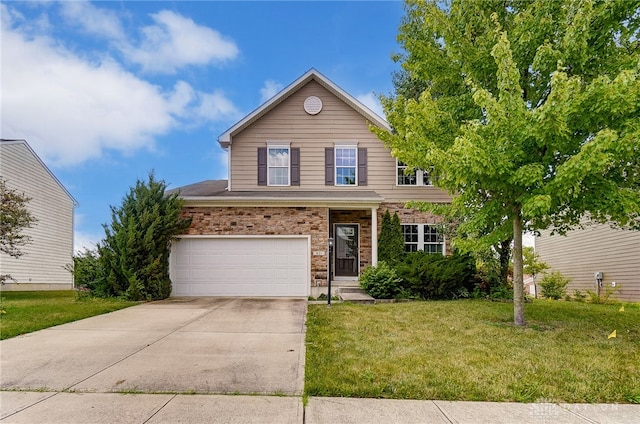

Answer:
[97,173,191,300]
[374,0,640,325]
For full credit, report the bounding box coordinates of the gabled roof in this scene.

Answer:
[0,139,79,206]
[218,68,391,148]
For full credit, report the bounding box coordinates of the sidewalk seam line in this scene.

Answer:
[432,400,455,424]
[0,391,59,421]
[142,393,177,424]
[558,404,599,424]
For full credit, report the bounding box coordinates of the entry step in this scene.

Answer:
[338,288,375,304]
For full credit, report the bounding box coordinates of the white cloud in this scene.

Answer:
[2,27,172,165]
[74,230,103,253]
[194,90,242,122]
[213,148,229,180]
[124,10,239,74]
[0,6,239,167]
[73,213,103,252]
[260,80,283,103]
[164,82,241,123]
[58,0,125,41]
[54,3,239,74]
[356,92,386,120]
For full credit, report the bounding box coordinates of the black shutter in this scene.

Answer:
[291,148,300,186]
[358,147,367,186]
[325,147,334,186]
[257,147,267,186]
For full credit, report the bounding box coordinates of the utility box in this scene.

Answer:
[594,271,604,280]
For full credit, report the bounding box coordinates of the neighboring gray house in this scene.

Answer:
[0,139,77,290]
[536,222,640,302]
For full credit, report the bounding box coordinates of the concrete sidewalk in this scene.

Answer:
[305,397,640,424]
[2,392,639,423]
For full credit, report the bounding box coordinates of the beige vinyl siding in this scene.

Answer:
[0,142,74,289]
[229,80,451,204]
[536,223,640,302]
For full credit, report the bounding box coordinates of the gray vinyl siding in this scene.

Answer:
[536,223,640,302]
[0,142,75,288]
[229,80,451,204]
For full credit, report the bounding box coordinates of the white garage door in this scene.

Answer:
[170,237,309,297]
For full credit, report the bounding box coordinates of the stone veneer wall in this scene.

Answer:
[181,206,329,288]
[180,203,448,295]
[378,202,443,225]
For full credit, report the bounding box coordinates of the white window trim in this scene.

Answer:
[402,224,420,251]
[267,144,291,187]
[401,223,445,255]
[396,160,432,186]
[335,145,358,186]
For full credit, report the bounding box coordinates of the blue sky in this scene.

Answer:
[2,0,406,251]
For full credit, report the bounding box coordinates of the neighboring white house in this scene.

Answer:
[0,139,77,290]
[537,221,640,302]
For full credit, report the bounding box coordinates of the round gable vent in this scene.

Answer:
[304,96,323,115]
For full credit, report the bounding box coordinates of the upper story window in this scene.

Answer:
[258,145,299,187]
[335,146,357,186]
[325,145,366,186]
[402,224,444,254]
[397,161,432,186]
[267,146,290,186]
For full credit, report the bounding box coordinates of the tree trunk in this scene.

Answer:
[512,210,525,326]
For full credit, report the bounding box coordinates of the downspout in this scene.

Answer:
[226,144,232,191]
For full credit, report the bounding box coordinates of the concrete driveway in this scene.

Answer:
[0,298,307,395]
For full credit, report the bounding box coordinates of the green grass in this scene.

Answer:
[0,291,139,340]
[305,299,640,403]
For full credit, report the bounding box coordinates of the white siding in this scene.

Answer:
[0,142,75,289]
[229,81,451,204]
[537,223,640,302]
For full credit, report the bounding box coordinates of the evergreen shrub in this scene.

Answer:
[378,211,404,265]
[359,261,403,299]
[95,173,192,300]
[71,248,101,291]
[395,251,477,300]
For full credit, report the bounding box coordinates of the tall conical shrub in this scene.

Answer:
[96,172,192,300]
[378,211,405,265]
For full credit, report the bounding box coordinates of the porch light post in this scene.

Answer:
[327,237,334,306]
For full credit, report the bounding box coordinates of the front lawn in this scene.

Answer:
[0,291,138,340]
[305,300,640,403]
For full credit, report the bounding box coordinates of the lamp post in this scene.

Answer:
[327,237,334,306]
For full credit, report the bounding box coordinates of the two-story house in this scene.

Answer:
[169,69,451,297]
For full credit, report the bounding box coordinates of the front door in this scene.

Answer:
[334,224,359,277]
